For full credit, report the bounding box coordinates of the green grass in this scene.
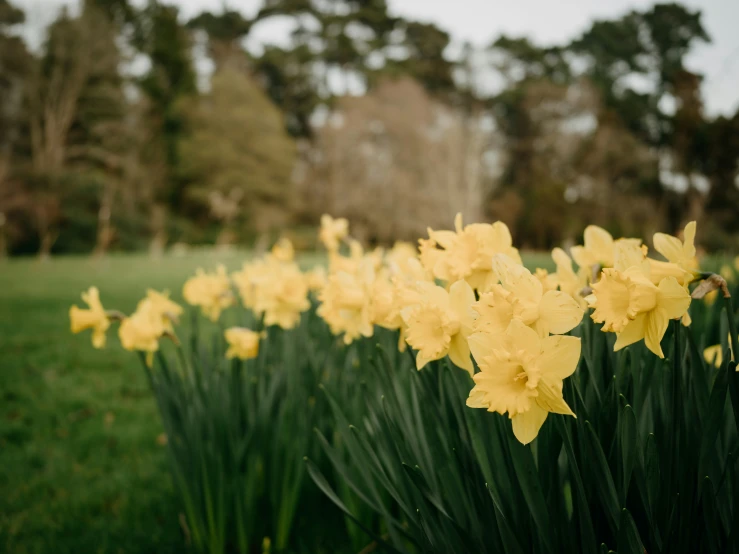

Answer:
[0,250,264,554]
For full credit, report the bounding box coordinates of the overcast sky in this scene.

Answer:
[24,0,739,116]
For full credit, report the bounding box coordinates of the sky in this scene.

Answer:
[23,0,739,116]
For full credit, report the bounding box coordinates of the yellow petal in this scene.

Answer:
[92,328,107,349]
[536,379,576,416]
[657,277,691,320]
[703,344,722,367]
[506,319,541,361]
[468,332,508,366]
[614,313,647,351]
[416,350,433,371]
[511,404,548,445]
[466,387,488,408]
[569,245,589,269]
[683,221,696,257]
[584,225,614,266]
[448,280,476,332]
[538,290,583,335]
[644,309,669,358]
[448,334,473,377]
[653,232,683,263]
[535,335,581,380]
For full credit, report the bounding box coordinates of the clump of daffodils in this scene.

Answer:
[232,239,310,330]
[70,213,730,446]
[583,222,695,358]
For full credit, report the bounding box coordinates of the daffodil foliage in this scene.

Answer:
[69,216,739,553]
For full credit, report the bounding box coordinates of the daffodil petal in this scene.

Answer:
[468,332,508,365]
[511,404,548,445]
[448,280,476,332]
[653,232,683,264]
[614,313,647,351]
[536,379,575,416]
[448,334,473,377]
[506,319,541,360]
[644,309,669,358]
[539,290,583,335]
[657,277,691,320]
[536,335,581,380]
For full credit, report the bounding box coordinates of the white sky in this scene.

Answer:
[21,0,739,116]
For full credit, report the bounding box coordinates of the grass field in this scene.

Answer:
[0,250,267,554]
[0,249,592,554]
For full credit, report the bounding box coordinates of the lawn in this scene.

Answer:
[0,250,262,554]
[0,248,625,554]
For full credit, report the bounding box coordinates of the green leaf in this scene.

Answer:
[618,404,638,506]
[304,457,406,554]
[582,420,620,534]
[617,508,644,554]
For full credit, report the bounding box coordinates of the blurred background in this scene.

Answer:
[1,0,738,258]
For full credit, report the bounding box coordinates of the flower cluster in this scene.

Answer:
[70,214,722,444]
[583,223,695,357]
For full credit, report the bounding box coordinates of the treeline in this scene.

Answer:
[0,0,737,257]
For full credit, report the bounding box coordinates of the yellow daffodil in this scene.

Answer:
[317,259,375,344]
[420,213,521,290]
[649,222,699,286]
[551,247,588,307]
[182,265,234,321]
[589,266,690,358]
[305,266,327,292]
[253,262,310,329]
[119,301,167,366]
[653,221,698,272]
[270,237,295,262]
[703,337,736,368]
[69,286,110,348]
[704,344,723,367]
[224,327,263,360]
[467,319,581,444]
[319,214,349,252]
[138,289,183,332]
[401,280,475,375]
[473,255,583,338]
[232,258,268,310]
[385,241,418,275]
[571,225,615,269]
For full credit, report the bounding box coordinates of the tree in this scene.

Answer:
[298,77,494,242]
[20,4,127,258]
[136,1,197,249]
[179,69,296,241]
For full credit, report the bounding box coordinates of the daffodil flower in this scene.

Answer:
[467,319,581,444]
[182,265,234,322]
[119,302,167,366]
[420,213,521,290]
[270,237,295,262]
[589,267,691,358]
[224,327,263,360]
[474,254,583,338]
[571,225,616,269]
[319,214,349,252]
[649,221,698,286]
[69,287,110,348]
[401,279,475,375]
[317,259,375,344]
